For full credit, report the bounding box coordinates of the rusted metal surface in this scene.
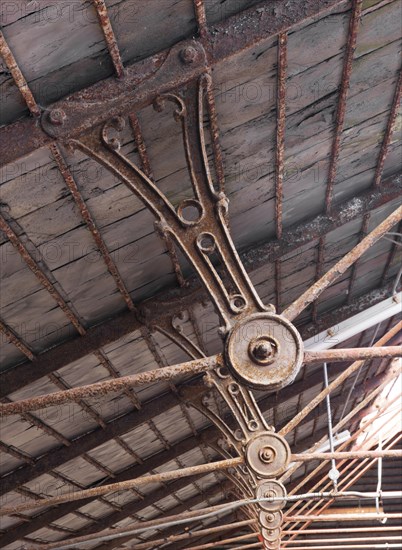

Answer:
[92,0,125,78]
[0,308,142,398]
[0,457,242,515]
[282,205,402,321]
[373,69,402,188]
[0,31,41,117]
[0,355,221,416]
[193,0,208,40]
[0,214,86,336]
[50,143,135,311]
[72,78,268,330]
[207,0,347,64]
[304,345,402,364]
[204,70,226,194]
[325,0,363,214]
[2,171,400,398]
[0,319,34,360]
[279,321,402,437]
[0,0,348,167]
[275,32,287,240]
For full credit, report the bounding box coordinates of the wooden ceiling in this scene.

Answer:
[0,0,401,548]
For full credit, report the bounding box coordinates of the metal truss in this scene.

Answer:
[0,0,401,548]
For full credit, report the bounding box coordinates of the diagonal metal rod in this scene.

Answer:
[116,520,257,550]
[283,205,402,321]
[0,457,243,516]
[304,346,402,364]
[50,143,135,310]
[323,362,338,489]
[3,452,401,517]
[279,321,402,437]
[325,0,362,214]
[373,69,402,187]
[0,31,41,117]
[92,0,124,78]
[2,345,399,416]
[0,214,86,336]
[0,355,221,416]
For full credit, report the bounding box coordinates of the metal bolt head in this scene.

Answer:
[248,336,278,365]
[259,445,276,464]
[180,46,197,64]
[253,341,273,361]
[49,109,66,126]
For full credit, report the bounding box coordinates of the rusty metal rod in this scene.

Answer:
[50,143,135,311]
[279,321,402,436]
[0,320,34,360]
[304,346,402,364]
[0,355,221,416]
[0,214,86,336]
[275,31,287,239]
[293,450,402,461]
[281,364,401,485]
[325,0,362,214]
[0,457,242,516]
[92,0,124,78]
[24,501,240,549]
[0,31,41,116]
[122,520,257,549]
[283,205,402,321]
[373,69,402,187]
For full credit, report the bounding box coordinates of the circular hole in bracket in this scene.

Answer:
[197,232,216,254]
[228,383,240,395]
[177,199,203,225]
[230,294,247,313]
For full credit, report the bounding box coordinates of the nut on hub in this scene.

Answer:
[262,526,281,542]
[259,510,283,529]
[247,433,290,478]
[224,312,303,390]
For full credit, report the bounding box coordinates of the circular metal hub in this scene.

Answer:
[262,526,281,542]
[247,433,291,478]
[259,510,283,529]
[256,479,287,511]
[224,312,303,390]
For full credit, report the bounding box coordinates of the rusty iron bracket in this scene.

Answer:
[40,40,208,141]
